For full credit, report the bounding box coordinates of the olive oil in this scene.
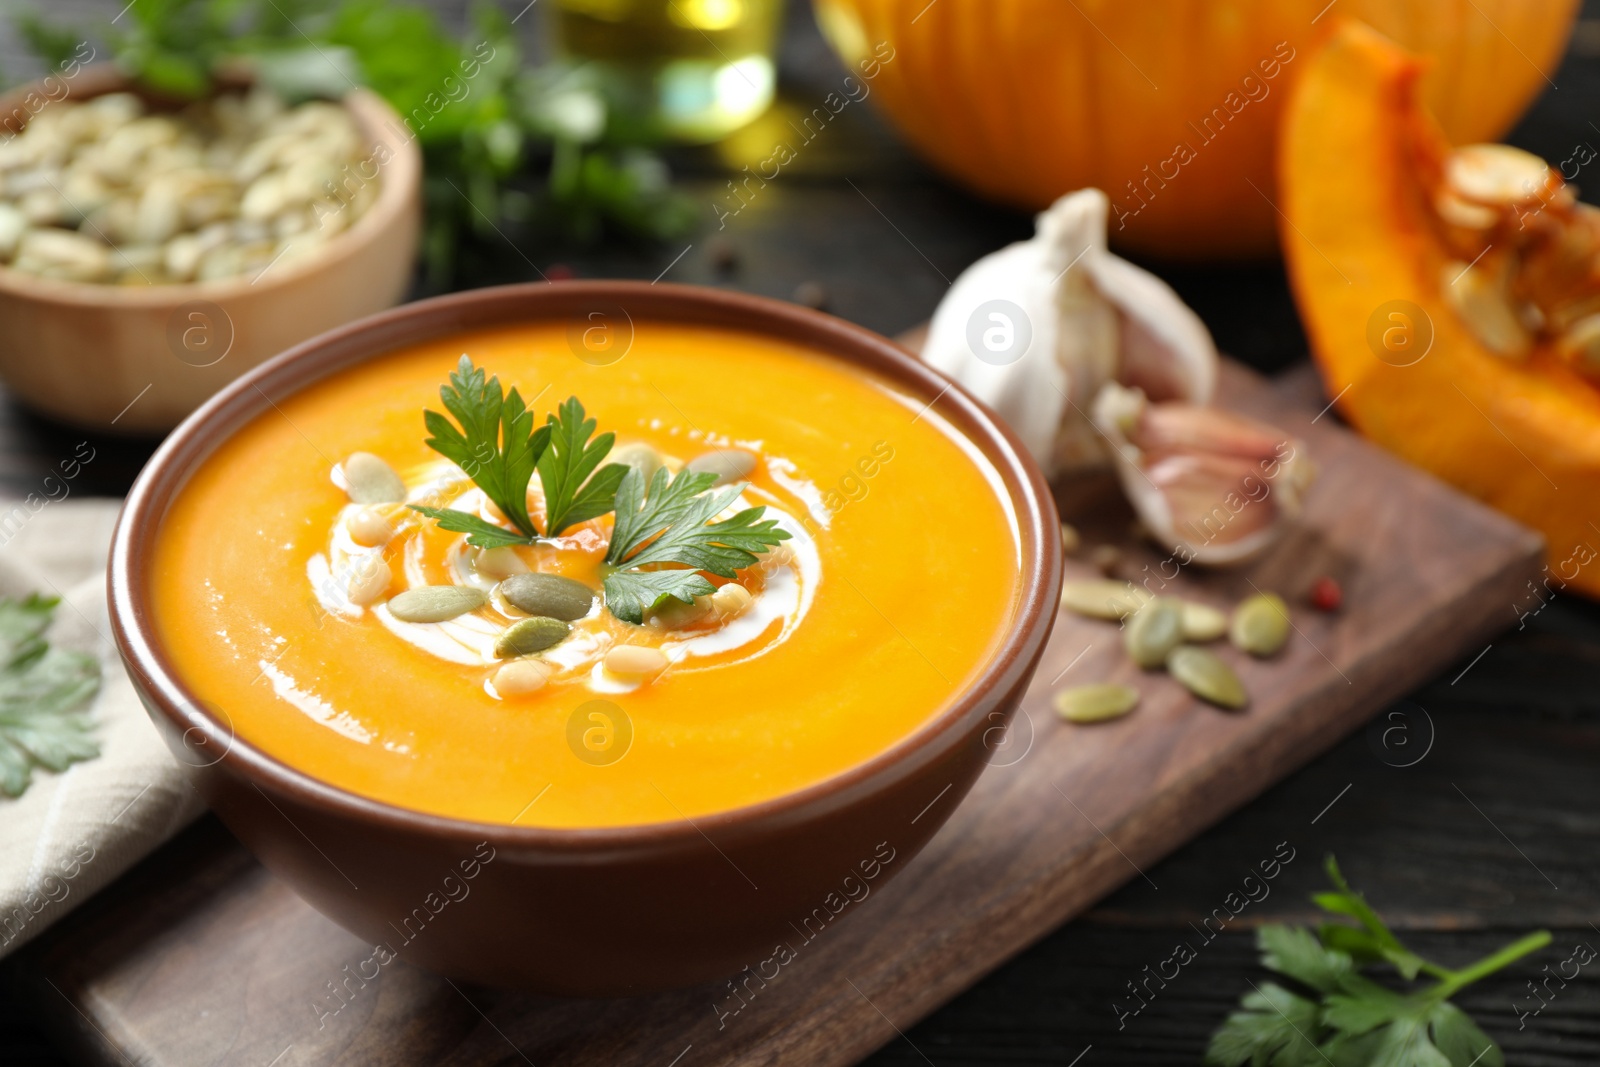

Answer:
[551,0,784,142]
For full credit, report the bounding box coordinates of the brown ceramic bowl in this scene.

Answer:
[0,65,421,433]
[108,281,1061,995]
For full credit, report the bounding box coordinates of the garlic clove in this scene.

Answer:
[1091,383,1315,566]
[921,197,1112,475]
[1081,246,1217,406]
[920,188,1217,480]
[1132,400,1288,462]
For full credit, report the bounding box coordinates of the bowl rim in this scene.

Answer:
[108,281,1061,852]
[0,63,421,306]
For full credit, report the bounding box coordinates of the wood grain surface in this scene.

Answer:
[8,358,1543,1067]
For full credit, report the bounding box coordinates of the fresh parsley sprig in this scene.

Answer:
[538,398,629,537]
[601,466,792,623]
[0,594,101,798]
[410,355,548,548]
[1205,856,1550,1067]
[407,358,791,623]
[410,364,634,546]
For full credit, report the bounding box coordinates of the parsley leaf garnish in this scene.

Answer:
[407,506,537,551]
[602,466,792,624]
[605,468,720,564]
[410,361,633,544]
[411,355,549,547]
[600,570,719,628]
[0,594,101,798]
[538,397,630,537]
[1205,855,1547,1067]
[407,360,791,624]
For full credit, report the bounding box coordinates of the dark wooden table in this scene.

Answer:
[3,2,1598,1063]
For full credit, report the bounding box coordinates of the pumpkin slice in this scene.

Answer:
[1281,19,1600,597]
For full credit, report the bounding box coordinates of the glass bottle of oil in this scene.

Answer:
[551,0,785,143]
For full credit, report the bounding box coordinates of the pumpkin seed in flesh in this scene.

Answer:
[494,617,571,658]
[1179,601,1228,642]
[1230,592,1291,657]
[1059,579,1150,620]
[343,452,406,504]
[1440,260,1531,359]
[1125,598,1184,669]
[686,448,757,485]
[1054,683,1139,724]
[1446,144,1554,207]
[1167,646,1248,710]
[499,573,596,621]
[388,585,488,623]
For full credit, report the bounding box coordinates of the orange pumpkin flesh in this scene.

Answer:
[1281,19,1600,597]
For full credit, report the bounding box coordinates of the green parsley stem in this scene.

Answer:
[1429,929,1552,1001]
[1415,959,1456,983]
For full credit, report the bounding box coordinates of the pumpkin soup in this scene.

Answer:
[150,321,1020,827]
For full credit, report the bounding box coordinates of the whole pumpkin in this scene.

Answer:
[814,0,1577,259]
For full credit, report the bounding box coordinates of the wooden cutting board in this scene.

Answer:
[9,359,1541,1067]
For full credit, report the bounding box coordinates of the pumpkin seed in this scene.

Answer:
[1059,579,1151,620]
[1125,598,1184,669]
[1230,592,1291,657]
[0,204,25,259]
[1434,188,1499,232]
[388,585,488,623]
[474,546,529,579]
[347,506,393,548]
[1088,545,1122,576]
[495,617,571,658]
[343,452,406,504]
[0,88,377,286]
[1058,522,1081,555]
[499,573,596,621]
[14,229,111,282]
[1440,260,1531,359]
[345,553,390,606]
[686,448,758,485]
[651,594,713,629]
[1446,144,1553,207]
[1179,601,1228,643]
[605,644,669,677]
[711,582,752,616]
[1053,683,1139,724]
[611,442,663,486]
[492,658,551,697]
[1167,646,1248,710]
[1557,313,1600,379]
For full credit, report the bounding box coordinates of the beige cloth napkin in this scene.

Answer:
[0,498,204,959]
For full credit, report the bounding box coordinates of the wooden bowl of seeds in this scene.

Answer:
[0,64,421,433]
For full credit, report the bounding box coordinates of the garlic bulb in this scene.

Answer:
[922,188,1216,476]
[1093,384,1316,566]
[921,187,1315,566]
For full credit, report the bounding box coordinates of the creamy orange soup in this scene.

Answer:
[151,322,1020,827]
